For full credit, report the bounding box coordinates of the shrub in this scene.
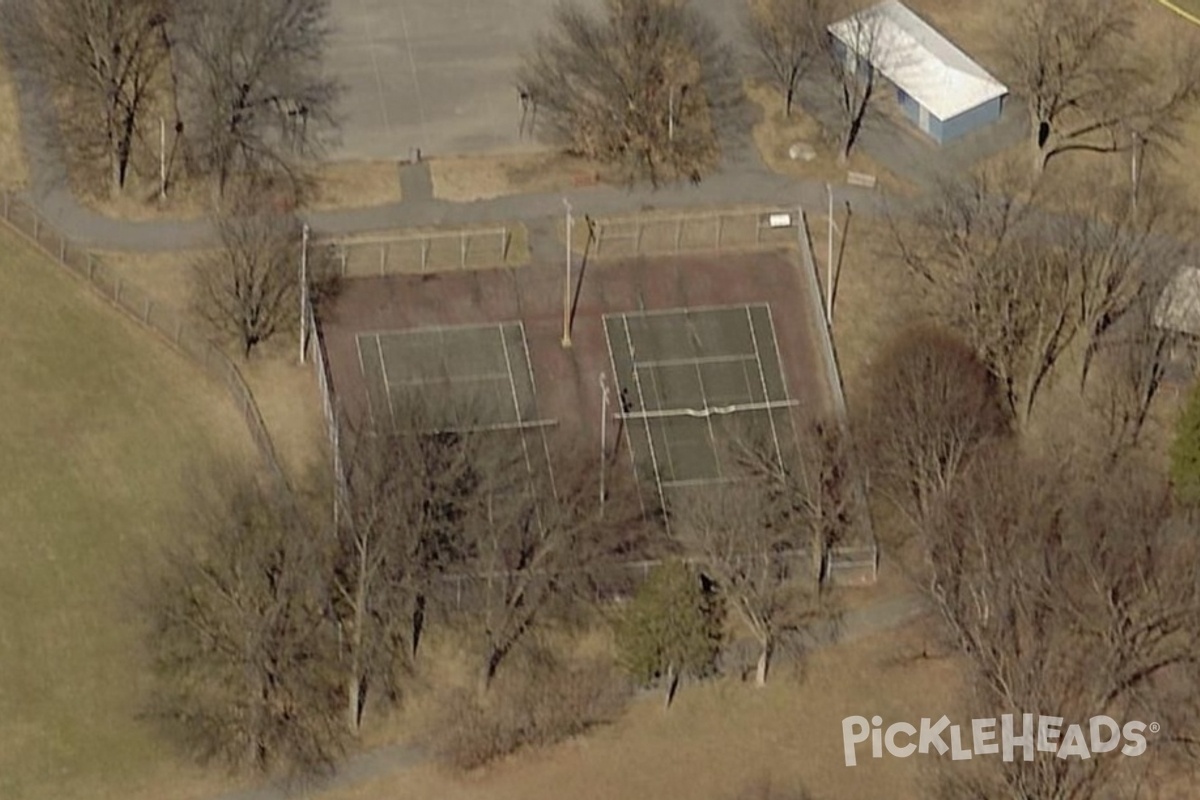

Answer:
[1170,381,1200,505]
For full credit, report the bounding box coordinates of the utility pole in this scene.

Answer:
[599,372,610,515]
[562,198,573,348]
[299,223,310,364]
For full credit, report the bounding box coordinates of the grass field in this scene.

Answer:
[0,226,256,800]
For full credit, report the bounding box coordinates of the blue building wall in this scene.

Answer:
[936,95,1004,143]
[896,88,920,126]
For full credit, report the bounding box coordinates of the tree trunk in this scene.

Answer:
[663,662,679,709]
[411,592,427,659]
[755,638,773,687]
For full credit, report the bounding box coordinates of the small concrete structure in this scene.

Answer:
[828,0,1008,145]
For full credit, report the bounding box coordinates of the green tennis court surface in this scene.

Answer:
[357,322,546,431]
[604,304,797,499]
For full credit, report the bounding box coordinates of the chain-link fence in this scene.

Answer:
[321,225,519,277]
[580,206,804,259]
[0,190,289,493]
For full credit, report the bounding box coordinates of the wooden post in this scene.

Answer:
[716,216,723,250]
[675,218,683,252]
[379,244,386,276]
[460,231,467,269]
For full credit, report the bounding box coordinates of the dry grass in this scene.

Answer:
[747,82,911,194]
[305,160,403,210]
[79,160,405,221]
[807,214,928,406]
[0,56,29,190]
[430,151,606,202]
[98,248,329,485]
[0,224,256,800]
[315,621,961,800]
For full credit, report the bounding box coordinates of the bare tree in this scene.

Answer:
[743,0,826,117]
[332,409,486,732]
[517,0,742,186]
[1000,0,1200,174]
[671,417,849,686]
[1052,175,1189,390]
[922,451,1200,800]
[5,0,168,194]
[191,193,300,357]
[862,326,1009,533]
[896,170,1077,427]
[143,471,344,777]
[467,434,652,689]
[675,482,828,687]
[821,0,888,162]
[171,0,338,196]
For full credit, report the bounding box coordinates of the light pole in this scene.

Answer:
[1131,131,1143,210]
[299,223,310,364]
[562,198,573,348]
[599,372,610,515]
[826,183,838,325]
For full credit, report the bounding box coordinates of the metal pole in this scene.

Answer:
[159,117,166,201]
[599,372,609,515]
[826,183,834,324]
[299,223,310,364]
[668,86,674,143]
[1131,132,1141,211]
[562,198,573,348]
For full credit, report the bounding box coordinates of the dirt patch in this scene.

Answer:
[747,82,912,195]
[430,151,607,202]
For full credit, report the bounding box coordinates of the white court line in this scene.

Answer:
[395,0,430,148]
[355,0,392,137]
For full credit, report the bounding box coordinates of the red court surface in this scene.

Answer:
[318,250,837,450]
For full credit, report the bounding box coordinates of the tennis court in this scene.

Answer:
[605,304,797,505]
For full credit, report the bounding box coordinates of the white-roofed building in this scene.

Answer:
[827,0,1008,144]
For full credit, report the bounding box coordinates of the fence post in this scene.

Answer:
[59,235,66,263]
[634,221,643,255]
[87,253,95,280]
[114,278,122,304]
[716,216,723,250]
[2,190,8,220]
[33,215,39,242]
[500,227,509,260]
[379,243,386,276]
[675,218,683,253]
[460,231,467,269]
[420,239,429,272]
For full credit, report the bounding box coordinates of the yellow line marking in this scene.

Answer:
[1155,0,1200,27]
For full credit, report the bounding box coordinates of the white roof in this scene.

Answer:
[828,0,1008,121]
[1156,267,1200,336]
